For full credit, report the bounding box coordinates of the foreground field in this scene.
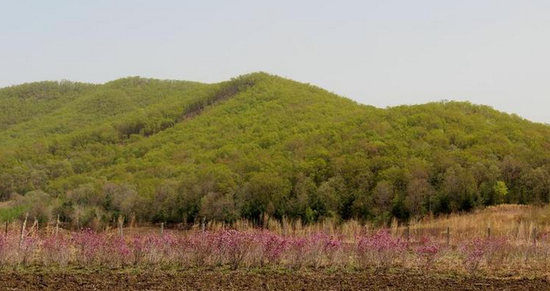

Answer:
[3,225,550,277]
[2,205,550,289]
[1,269,549,291]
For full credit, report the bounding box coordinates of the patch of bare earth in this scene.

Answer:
[0,270,549,291]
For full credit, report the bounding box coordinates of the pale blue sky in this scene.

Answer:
[1,1,549,123]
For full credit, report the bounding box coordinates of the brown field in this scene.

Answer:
[0,268,549,291]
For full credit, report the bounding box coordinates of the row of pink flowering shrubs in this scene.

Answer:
[0,229,549,273]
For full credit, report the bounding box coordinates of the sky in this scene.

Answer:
[1,1,549,123]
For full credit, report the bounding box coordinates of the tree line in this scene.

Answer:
[0,73,549,227]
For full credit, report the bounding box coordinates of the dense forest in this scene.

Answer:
[1,72,550,227]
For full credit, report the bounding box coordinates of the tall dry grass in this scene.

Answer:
[202,204,550,245]
[5,204,548,245]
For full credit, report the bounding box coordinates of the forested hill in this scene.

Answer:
[1,72,550,226]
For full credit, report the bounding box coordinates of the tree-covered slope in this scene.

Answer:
[1,72,549,226]
[0,81,98,132]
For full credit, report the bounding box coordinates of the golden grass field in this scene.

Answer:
[202,204,550,244]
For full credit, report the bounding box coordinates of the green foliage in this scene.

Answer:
[494,181,508,204]
[1,72,550,226]
[0,204,28,222]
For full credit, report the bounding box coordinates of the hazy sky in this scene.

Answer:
[1,1,549,123]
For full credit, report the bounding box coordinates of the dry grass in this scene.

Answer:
[9,203,549,245]
[406,204,550,244]
[0,201,14,209]
[201,204,550,245]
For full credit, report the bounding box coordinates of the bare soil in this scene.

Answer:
[0,269,549,291]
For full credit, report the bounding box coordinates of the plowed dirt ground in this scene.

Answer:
[1,269,549,291]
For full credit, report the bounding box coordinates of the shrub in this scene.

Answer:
[415,237,441,270]
[459,238,486,274]
[73,228,103,264]
[0,235,9,267]
[18,236,39,266]
[41,235,71,266]
[356,230,408,270]
[216,230,251,270]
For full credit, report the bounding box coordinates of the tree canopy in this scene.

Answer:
[1,73,550,226]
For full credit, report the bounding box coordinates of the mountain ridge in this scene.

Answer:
[0,72,549,226]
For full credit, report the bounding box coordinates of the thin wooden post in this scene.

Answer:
[160,222,164,236]
[19,212,28,250]
[487,226,491,238]
[201,217,206,232]
[130,213,135,229]
[406,225,410,242]
[446,227,450,246]
[55,215,60,236]
[533,227,537,246]
[118,216,124,237]
[4,221,8,237]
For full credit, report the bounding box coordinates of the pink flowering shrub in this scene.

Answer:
[356,230,408,270]
[254,231,287,267]
[0,235,8,267]
[283,234,340,270]
[308,233,343,269]
[104,236,131,266]
[185,231,217,267]
[215,230,252,270]
[322,235,344,267]
[41,235,71,266]
[72,229,128,266]
[131,235,173,265]
[459,238,486,274]
[459,237,511,274]
[0,226,543,274]
[483,237,509,267]
[286,237,308,269]
[18,236,39,266]
[415,237,441,270]
[73,229,104,264]
[130,235,150,265]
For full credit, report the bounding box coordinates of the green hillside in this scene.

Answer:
[1,72,549,226]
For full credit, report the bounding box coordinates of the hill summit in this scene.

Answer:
[1,72,549,225]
